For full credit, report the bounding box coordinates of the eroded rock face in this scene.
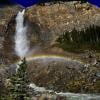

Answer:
[0,6,20,65]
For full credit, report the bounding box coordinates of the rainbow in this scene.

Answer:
[24,54,84,65]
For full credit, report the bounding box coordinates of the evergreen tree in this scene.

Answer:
[7,58,31,100]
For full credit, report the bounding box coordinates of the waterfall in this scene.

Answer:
[15,9,29,58]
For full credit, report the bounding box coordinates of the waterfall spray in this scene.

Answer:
[15,9,29,58]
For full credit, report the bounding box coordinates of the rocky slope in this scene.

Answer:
[27,57,100,93]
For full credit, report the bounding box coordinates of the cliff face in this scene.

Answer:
[26,3,100,41]
[0,3,100,33]
[0,3,100,42]
[0,2,100,63]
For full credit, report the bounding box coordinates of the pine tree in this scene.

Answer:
[7,58,31,100]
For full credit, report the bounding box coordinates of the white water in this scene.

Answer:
[29,83,100,100]
[15,9,29,58]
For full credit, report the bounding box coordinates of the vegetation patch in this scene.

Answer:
[56,25,100,53]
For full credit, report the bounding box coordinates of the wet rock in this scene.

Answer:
[96,72,100,78]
